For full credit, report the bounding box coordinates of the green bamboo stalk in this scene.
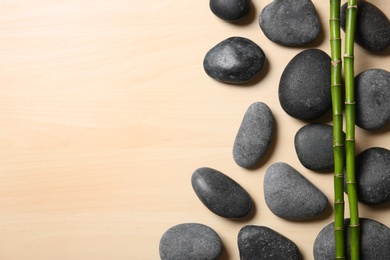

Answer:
[329,0,345,259]
[344,1,359,259]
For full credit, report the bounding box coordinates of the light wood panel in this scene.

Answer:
[1,1,390,259]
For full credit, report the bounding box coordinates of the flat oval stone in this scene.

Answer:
[203,37,266,84]
[209,0,251,22]
[238,225,300,260]
[279,49,331,120]
[233,102,274,168]
[259,0,321,46]
[313,218,390,260]
[341,1,390,52]
[294,124,339,171]
[355,69,390,130]
[191,167,253,218]
[159,223,223,260]
[264,162,328,220]
[354,147,390,205]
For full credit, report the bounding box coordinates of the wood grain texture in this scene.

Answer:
[0,1,390,259]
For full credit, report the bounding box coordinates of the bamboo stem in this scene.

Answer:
[344,1,359,259]
[330,0,345,259]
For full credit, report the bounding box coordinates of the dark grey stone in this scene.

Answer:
[294,124,340,171]
[313,218,390,260]
[209,0,251,22]
[159,223,223,260]
[353,147,390,205]
[264,162,328,220]
[341,1,390,52]
[279,49,331,120]
[238,225,300,260]
[191,167,252,218]
[355,69,390,130]
[203,37,266,84]
[233,102,274,168]
[259,0,321,46]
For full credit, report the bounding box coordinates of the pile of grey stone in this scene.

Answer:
[159,1,390,259]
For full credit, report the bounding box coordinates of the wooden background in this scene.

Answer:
[1,1,390,259]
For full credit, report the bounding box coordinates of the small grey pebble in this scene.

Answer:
[264,162,328,220]
[313,218,390,260]
[191,167,253,218]
[294,124,340,171]
[279,49,331,120]
[353,147,390,205]
[355,68,390,130]
[238,225,300,260]
[209,0,251,22]
[203,37,266,84]
[159,223,223,260]
[259,0,321,46]
[233,102,274,168]
[341,0,390,52]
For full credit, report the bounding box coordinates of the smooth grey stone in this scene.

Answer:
[191,167,252,218]
[264,162,328,220]
[238,225,300,260]
[353,147,390,205]
[159,223,223,260]
[341,1,390,52]
[259,0,321,46]
[279,49,331,120]
[233,102,274,168]
[355,69,390,130]
[313,218,390,260]
[294,124,340,171]
[203,37,266,84]
[209,0,251,22]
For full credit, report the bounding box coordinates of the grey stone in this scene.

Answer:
[353,147,390,205]
[313,218,390,260]
[203,37,266,84]
[259,0,321,46]
[294,124,340,171]
[238,225,300,260]
[264,162,328,220]
[159,223,223,260]
[191,167,252,218]
[355,69,390,130]
[233,102,274,168]
[209,0,251,22]
[341,0,390,52]
[279,49,331,120]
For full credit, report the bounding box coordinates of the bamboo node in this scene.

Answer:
[343,54,354,59]
[334,227,344,231]
[345,138,355,141]
[345,101,355,105]
[335,175,344,179]
[350,224,360,227]
[347,4,358,9]
[346,181,356,184]
[335,257,346,259]
[334,201,344,204]
[329,18,340,21]
[331,60,341,67]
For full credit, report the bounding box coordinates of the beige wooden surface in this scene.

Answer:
[1,1,390,259]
